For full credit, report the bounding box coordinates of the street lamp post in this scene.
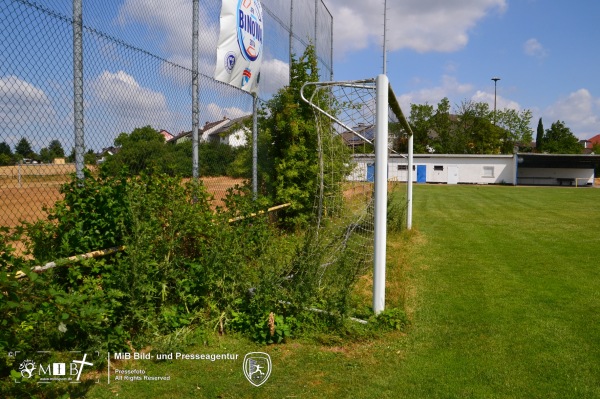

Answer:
[491,77,500,125]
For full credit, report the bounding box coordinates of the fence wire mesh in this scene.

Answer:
[0,0,333,227]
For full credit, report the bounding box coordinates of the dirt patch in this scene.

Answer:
[595,178,600,187]
[0,176,247,228]
[0,185,64,227]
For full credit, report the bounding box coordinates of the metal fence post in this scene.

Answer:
[192,0,199,179]
[252,93,258,199]
[73,0,84,180]
[289,0,294,78]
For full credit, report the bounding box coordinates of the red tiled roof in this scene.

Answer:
[588,134,600,145]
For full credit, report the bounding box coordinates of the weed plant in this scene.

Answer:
[1,170,399,371]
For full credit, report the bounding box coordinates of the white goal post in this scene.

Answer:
[300,74,414,315]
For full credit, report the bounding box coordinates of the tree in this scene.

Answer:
[0,142,13,166]
[535,118,544,152]
[48,139,65,158]
[261,45,349,228]
[407,103,435,153]
[0,154,11,166]
[39,147,53,164]
[454,100,499,154]
[429,98,453,153]
[101,126,171,176]
[84,149,97,165]
[0,142,12,156]
[15,137,34,159]
[495,108,533,153]
[542,121,582,154]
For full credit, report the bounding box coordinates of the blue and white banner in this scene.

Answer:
[214,0,263,93]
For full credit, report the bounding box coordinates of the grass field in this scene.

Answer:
[78,184,600,398]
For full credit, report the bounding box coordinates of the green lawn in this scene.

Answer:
[83,184,600,398]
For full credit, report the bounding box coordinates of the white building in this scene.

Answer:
[349,154,598,186]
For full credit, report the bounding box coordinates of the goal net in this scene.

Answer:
[301,75,413,314]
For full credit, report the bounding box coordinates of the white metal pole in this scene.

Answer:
[373,74,388,315]
[407,133,413,229]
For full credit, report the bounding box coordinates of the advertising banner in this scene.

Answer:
[214,0,263,93]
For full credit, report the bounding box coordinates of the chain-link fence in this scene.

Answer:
[0,0,333,227]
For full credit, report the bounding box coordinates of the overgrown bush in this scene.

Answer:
[1,169,404,393]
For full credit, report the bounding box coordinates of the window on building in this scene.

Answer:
[434,165,444,171]
[483,166,495,178]
[397,165,408,170]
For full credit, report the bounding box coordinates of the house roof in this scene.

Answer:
[207,115,251,138]
[169,117,231,142]
[159,129,174,141]
[588,134,600,146]
[517,153,600,169]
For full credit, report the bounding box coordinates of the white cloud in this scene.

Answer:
[89,70,183,135]
[398,75,474,110]
[523,38,548,58]
[257,58,289,96]
[117,0,192,57]
[545,89,600,139]
[205,103,248,121]
[0,75,56,128]
[329,0,507,57]
[471,90,521,111]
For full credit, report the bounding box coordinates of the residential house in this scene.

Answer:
[169,117,231,145]
[206,115,250,147]
[159,129,174,142]
[96,146,120,164]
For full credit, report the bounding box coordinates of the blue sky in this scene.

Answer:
[2,0,599,154]
[331,0,600,139]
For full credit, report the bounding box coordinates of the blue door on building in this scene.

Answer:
[417,165,426,183]
[367,163,375,182]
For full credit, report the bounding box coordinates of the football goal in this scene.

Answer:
[300,74,413,314]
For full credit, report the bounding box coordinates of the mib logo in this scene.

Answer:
[12,352,96,384]
[243,352,271,387]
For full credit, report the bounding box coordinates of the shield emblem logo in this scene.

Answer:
[243,352,272,387]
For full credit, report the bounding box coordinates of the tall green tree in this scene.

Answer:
[0,142,11,156]
[429,98,453,153]
[455,100,499,154]
[261,45,348,228]
[535,118,544,152]
[543,121,582,154]
[495,108,534,153]
[0,142,12,165]
[48,139,65,158]
[407,103,435,153]
[15,137,34,159]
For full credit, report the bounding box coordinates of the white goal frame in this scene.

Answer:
[300,74,414,315]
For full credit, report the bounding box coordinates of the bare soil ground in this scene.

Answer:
[0,176,246,228]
